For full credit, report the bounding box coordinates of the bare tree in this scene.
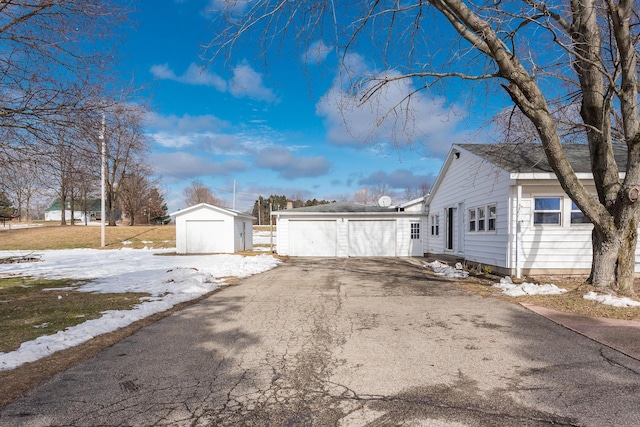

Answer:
[0,2,131,158]
[0,154,44,222]
[100,104,150,226]
[119,164,166,226]
[183,179,224,207]
[210,1,640,294]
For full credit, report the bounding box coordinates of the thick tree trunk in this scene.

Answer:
[590,221,637,296]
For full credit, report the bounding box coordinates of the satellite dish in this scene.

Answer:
[378,195,392,207]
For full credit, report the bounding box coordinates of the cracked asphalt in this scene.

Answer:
[3,257,640,426]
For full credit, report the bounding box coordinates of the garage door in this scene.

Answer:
[348,220,396,256]
[186,220,225,253]
[289,220,337,256]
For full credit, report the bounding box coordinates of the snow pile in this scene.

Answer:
[493,276,567,297]
[425,260,469,278]
[0,249,280,371]
[583,291,640,308]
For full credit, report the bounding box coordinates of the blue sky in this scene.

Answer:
[120,0,501,213]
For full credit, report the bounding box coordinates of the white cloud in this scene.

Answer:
[316,59,468,157]
[302,40,332,64]
[146,112,228,134]
[229,61,278,103]
[150,63,227,91]
[150,61,277,103]
[254,146,330,179]
[150,152,247,178]
[359,169,436,189]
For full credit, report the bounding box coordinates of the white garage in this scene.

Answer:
[272,201,426,257]
[170,203,255,254]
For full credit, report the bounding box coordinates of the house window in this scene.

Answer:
[571,202,591,224]
[468,209,476,232]
[478,207,486,231]
[534,197,561,225]
[431,214,439,236]
[411,223,420,239]
[468,205,496,232]
[488,205,496,231]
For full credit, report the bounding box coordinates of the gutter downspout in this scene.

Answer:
[516,184,522,279]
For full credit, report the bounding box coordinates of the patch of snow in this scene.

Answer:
[425,260,469,278]
[493,276,567,296]
[0,248,280,371]
[583,291,640,308]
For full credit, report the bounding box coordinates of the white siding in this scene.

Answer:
[427,148,511,267]
[277,218,290,255]
[512,182,597,273]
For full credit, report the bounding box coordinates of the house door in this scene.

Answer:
[446,207,455,251]
[409,220,423,256]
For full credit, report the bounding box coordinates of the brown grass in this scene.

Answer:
[451,272,640,321]
[0,285,230,407]
[0,224,176,250]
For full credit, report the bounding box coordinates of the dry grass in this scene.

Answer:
[0,223,176,250]
[451,272,640,321]
[0,285,230,407]
[0,277,149,353]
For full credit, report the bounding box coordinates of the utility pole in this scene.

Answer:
[100,113,106,248]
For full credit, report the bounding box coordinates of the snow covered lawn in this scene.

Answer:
[0,248,280,371]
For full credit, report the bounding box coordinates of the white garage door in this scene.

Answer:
[289,220,337,256]
[186,220,225,253]
[348,220,396,256]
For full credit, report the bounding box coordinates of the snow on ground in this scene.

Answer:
[493,276,567,296]
[583,291,640,308]
[425,260,469,278]
[0,248,280,371]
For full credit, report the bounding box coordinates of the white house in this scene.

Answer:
[425,143,634,277]
[272,201,426,257]
[170,203,255,254]
[44,199,104,222]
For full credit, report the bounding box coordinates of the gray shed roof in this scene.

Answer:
[275,202,396,213]
[458,143,628,174]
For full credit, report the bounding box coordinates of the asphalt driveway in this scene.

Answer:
[3,257,640,426]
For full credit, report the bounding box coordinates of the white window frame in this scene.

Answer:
[533,197,562,225]
[430,214,440,236]
[488,205,496,231]
[570,201,591,225]
[410,222,420,239]
[468,209,476,232]
[467,205,497,233]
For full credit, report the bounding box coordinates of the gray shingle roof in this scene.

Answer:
[458,143,628,173]
[276,202,395,213]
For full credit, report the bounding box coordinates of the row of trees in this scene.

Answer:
[0,1,165,226]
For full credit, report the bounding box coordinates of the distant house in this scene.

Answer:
[272,201,426,257]
[170,203,255,254]
[425,143,635,277]
[44,199,103,222]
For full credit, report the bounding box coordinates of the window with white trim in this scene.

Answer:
[488,205,496,231]
[411,222,420,239]
[571,201,591,224]
[478,207,486,231]
[468,209,476,232]
[468,205,496,232]
[533,197,561,225]
[431,214,439,236]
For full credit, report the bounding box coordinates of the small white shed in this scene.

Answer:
[170,203,255,254]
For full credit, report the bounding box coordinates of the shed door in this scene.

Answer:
[289,220,337,256]
[186,220,225,253]
[348,220,396,256]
